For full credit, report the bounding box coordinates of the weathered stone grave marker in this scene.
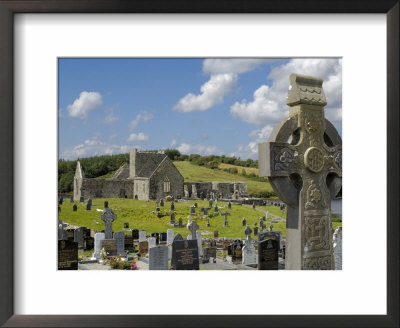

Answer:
[242,217,246,226]
[74,227,84,248]
[258,73,342,270]
[149,245,169,270]
[113,231,125,255]
[73,204,77,212]
[79,196,84,203]
[124,222,129,230]
[214,230,219,238]
[170,212,175,225]
[188,220,199,240]
[138,240,149,255]
[242,225,256,265]
[221,211,230,227]
[101,208,117,239]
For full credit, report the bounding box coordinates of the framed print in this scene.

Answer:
[0,1,398,327]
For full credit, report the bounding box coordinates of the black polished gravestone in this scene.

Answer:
[124,222,129,230]
[171,234,199,270]
[124,234,135,251]
[58,240,78,270]
[159,232,167,243]
[67,229,75,241]
[203,247,217,263]
[132,229,139,240]
[84,237,94,250]
[101,239,118,257]
[258,231,281,270]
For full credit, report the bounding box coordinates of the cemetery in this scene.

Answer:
[58,73,342,271]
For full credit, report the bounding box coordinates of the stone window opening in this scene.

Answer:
[163,177,170,193]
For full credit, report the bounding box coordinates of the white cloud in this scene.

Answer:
[129,111,154,130]
[67,91,103,119]
[230,142,258,160]
[174,74,237,112]
[109,134,118,140]
[230,58,342,130]
[202,59,270,75]
[174,59,272,113]
[103,106,119,123]
[60,136,131,160]
[177,142,222,156]
[249,125,274,142]
[170,139,177,147]
[58,109,63,118]
[126,132,149,142]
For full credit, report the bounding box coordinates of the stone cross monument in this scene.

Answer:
[188,220,199,240]
[101,208,117,239]
[259,74,342,270]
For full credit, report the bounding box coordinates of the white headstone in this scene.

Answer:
[167,229,174,244]
[139,230,146,242]
[149,245,169,270]
[187,234,192,240]
[266,211,270,219]
[92,232,105,259]
[148,237,157,249]
[242,242,256,265]
[196,231,202,258]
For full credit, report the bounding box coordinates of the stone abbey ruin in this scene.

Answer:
[73,148,249,201]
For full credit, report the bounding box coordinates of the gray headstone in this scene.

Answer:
[148,237,157,249]
[242,225,256,265]
[139,230,146,242]
[188,220,199,240]
[167,229,174,244]
[74,228,84,248]
[149,245,169,270]
[113,231,125,255]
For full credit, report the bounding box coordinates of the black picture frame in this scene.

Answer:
[0,1,398,327]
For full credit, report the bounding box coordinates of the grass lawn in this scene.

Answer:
[59,198,341,239]
[173,161,274,195]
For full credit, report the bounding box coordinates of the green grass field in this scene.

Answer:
[59,198,341,239]
[173,161,274,195]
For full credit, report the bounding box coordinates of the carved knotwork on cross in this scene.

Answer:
[101,207,117,239]
[259,74,342,270]
[188,220,199,240]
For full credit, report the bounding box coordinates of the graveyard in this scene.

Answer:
[58,196,342,270]
[58,72,343,271]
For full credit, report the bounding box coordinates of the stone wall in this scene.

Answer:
[150,159,184,200]
[81,179,134,199]
[183,181,248,199]
[133,178,150,201]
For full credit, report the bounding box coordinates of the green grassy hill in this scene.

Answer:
[173,161,273,195]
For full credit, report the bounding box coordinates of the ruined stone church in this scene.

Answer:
[73,149,184,201]
[73,148,249,201]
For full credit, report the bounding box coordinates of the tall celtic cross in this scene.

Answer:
[188,220,199,240]
[259,74,342,270]
[101,208,117,239]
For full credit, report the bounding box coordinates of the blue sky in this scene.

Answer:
[59,58,342,160]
